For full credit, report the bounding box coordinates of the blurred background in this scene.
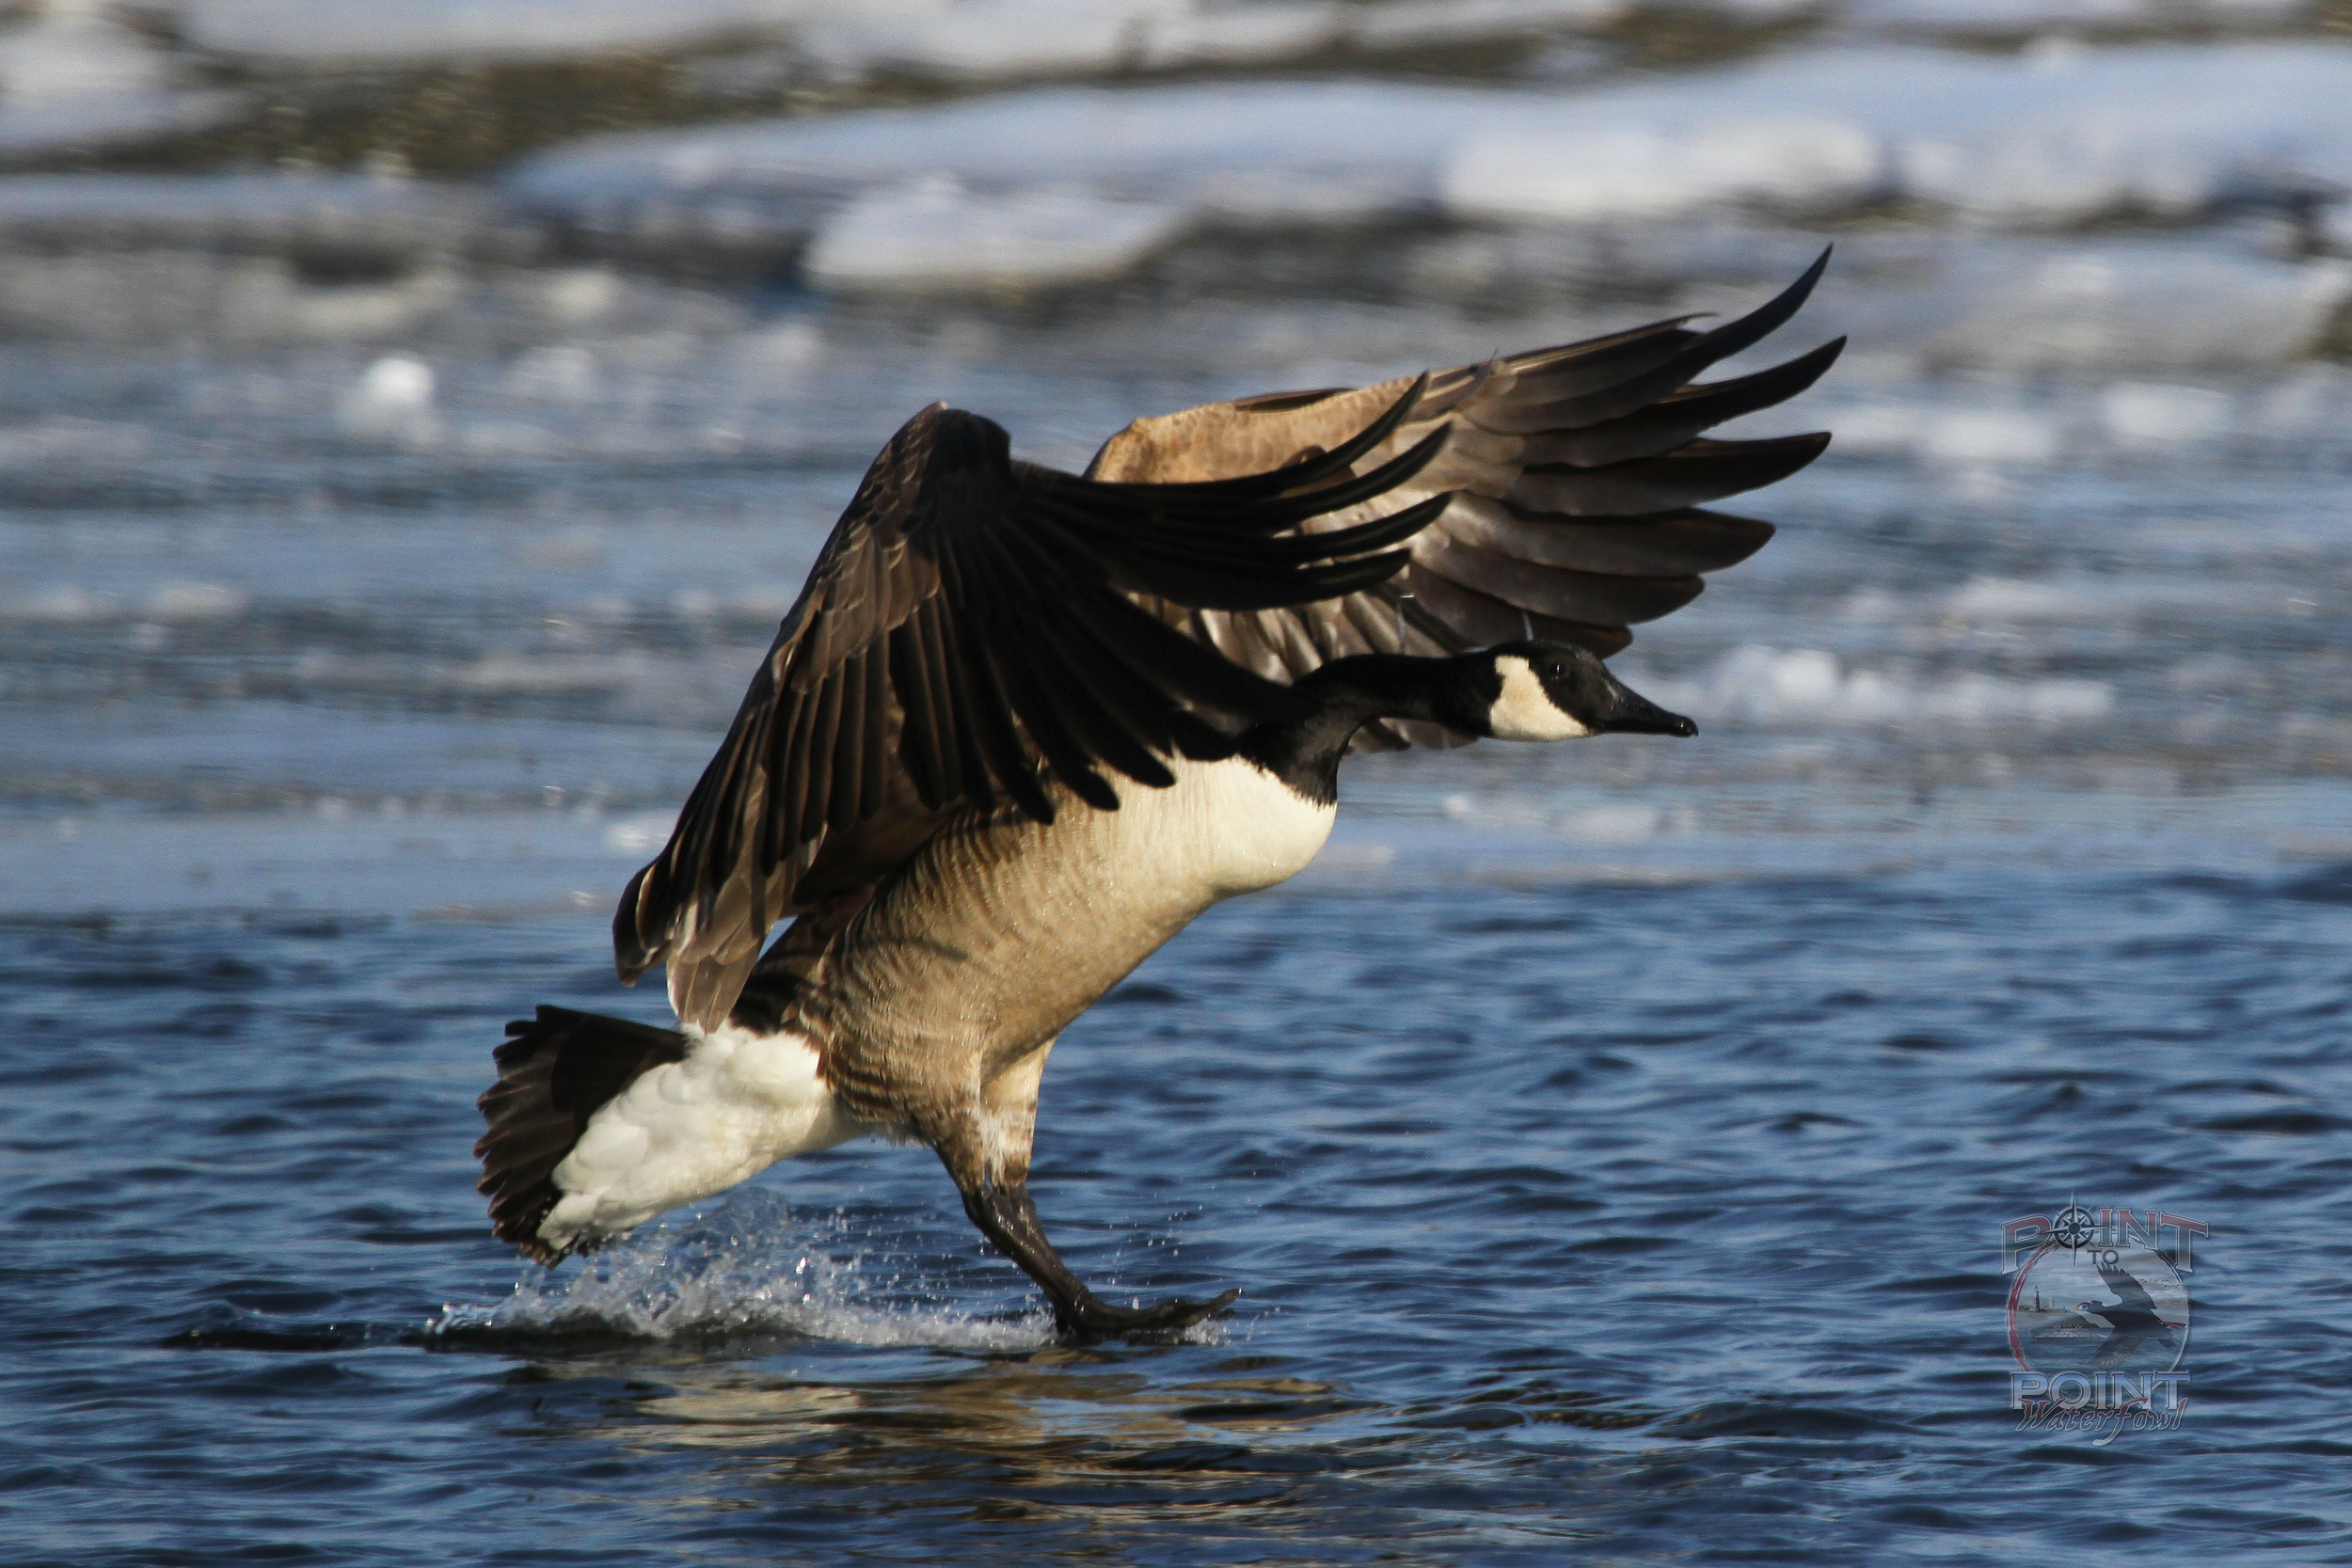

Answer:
[1,0,2347,911]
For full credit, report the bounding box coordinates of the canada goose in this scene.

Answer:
[477,254,1839,1341]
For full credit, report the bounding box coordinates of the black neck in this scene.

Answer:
[1235,653,1490,804]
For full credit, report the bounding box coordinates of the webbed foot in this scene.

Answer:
[1057,1287,1241,1345]
[955,1176,1241,1344]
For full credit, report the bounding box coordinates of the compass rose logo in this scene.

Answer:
[2049,1203,2098,1250]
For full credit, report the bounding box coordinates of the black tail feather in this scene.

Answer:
[474,1006,688,1264]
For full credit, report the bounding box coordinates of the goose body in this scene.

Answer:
[538,754,1333,1254]
[478,257,1836,1338]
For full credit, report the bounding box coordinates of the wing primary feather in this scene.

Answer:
[1202,490,1454,566]
[1044,599,1235,761]
[1039,618,1184,787]
[851,640,885,821]
[1063,591,1307,721]
[999,633,1121,809]
[886,619,946,810]
[921,601,995,810]
[1398,587,1470,652]
[613,860,656,979]
[1676,245,1831,371]
[1501,315,1705,392]
[1129,546,1418,611]
[961,539,1115,809]
[954,527,1124,809]
[1510,254,1823,400]
[1342,586,1411,655]
[1659,336,1845,413]
[1195,425,1452,532]
[829,642,867,828]
[925,601,994,810]
[939,539,1056,821]
[1511,433,1830,517]
[1418,534,1704,625]
[769,681,817,872]
[1011,577,1190,786]
[1521,339,1844,468]
[982,525,1187,778]
[1480,250,1834,435]
[968,642,1057,822]
[798,661,844,847]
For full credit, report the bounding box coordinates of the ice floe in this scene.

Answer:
[1828,400,2068,465]
[0,176,494,261]
[1442,45,2352,230]
[1354,0,1629,48]
[803,176,1185,292]
[800,0,1197,83]
[340,355,439,441]
[1849,0,2306,36]
[177,0,825,68]
[0,21,2347,372]
[1641,646,2117,727]
[131,0,2317,89]
[0,1,173,102]
[796,0,1645,85]
[1916,244,2352,371]
[152,0,1642,83]
[1445,115,1883,222]
[0,252,459,341]
[2097,381,2234,447]
[508,43,2352,273]
[502,79,1491,215]
[0,0,239,154]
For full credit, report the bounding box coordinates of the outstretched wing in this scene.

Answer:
[1086,253,1839,749]
[618,387,1451,1028]
[2098,1260,2158,1313]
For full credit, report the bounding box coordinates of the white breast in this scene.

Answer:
[1100,755,1338,903]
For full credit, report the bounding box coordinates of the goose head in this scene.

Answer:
[1467,641,1696,742]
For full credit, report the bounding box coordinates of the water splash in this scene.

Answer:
[427,1190,1054,1354]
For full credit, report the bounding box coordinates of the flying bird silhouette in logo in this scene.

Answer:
[2078,1259,2184,1370]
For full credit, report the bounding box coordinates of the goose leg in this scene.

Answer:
[929,1045,1238,1343]
[958,1179,1240,1344]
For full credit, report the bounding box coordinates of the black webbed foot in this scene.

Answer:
[1056,1287,1242,1345]
[955,1176,1240,1344]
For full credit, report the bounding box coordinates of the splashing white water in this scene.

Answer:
[430,1190,1056,1352]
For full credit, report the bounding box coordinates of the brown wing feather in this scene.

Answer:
[617,387,1454,1028]
[1085,251,1839,745]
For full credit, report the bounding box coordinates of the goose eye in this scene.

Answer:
[1545,662,1565,677]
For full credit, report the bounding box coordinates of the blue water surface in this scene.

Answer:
[5,862,2348,1566]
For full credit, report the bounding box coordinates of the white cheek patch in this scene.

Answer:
[1487,656,1596,741]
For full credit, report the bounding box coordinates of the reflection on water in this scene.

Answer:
[494,1345,1642,1551]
